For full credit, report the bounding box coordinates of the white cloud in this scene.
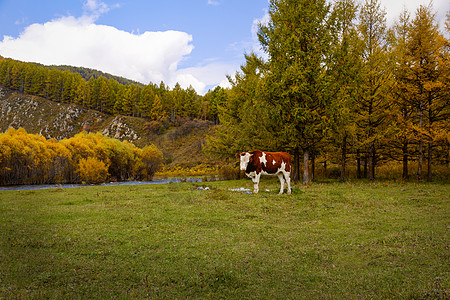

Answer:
[173,61,239,92]
[379,0,449,30]
[83,0,110,18]
[0,16,194,86]
[207,0,220,6]
[218,78,232,89]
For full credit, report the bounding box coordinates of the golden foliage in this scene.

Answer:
[0,128,163,185]
[156,164,218,178]
[76,157,109,184]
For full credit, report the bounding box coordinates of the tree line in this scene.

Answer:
[0,128,163,185]
[0,56,225,123]
[205,0,449,182]
[41,64,143,87]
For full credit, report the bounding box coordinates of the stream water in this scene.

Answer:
[0,178,204,191]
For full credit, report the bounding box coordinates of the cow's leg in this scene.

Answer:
[252,173,260,194]
[277,173,285,194]
[284,172,291,194]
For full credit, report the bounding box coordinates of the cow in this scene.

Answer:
[236,151,292,194]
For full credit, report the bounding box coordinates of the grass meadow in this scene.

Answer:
[0,179,448,299]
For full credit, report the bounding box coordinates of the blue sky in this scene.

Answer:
[0,0,448,94]
[0,0,269,94]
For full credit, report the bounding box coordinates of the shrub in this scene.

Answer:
[135,145,164,180]
[218,165,241,180]
[143,120,167,135]
[76,157,109,184]
[156,164,217,178]
[168,118,213,140]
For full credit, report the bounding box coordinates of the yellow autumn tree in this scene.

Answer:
[132,144,163,180]
[76,157,109,184]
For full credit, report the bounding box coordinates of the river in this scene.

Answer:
[0,178,204,191]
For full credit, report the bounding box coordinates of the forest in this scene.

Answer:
[0,0,449,184]
[0,128,163,186]
[206,0,449,182]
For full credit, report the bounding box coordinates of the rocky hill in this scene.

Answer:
[0,86,216,167]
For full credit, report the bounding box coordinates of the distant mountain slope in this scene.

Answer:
[0,56,219,123]
[0,86,215,167]
[39,64,144,86]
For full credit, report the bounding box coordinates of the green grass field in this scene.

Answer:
[0,179,448,299]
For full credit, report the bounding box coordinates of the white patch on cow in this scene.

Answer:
[272,160,276,165]
[246,171,257,178]
[260,170,271,176]
[279,161,286,172]
[259,152,267,166]
[239,152,252,171]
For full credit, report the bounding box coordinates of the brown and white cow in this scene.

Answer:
[236,151,292,194]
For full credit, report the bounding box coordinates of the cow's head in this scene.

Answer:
[236,152,252,171]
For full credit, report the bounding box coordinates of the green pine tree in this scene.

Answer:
[354,0,392,180]
[258,0,334,183]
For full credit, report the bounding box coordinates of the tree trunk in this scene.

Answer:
[303,149,309,184]
[356,149,361,179]
[340,136,347,182]
[371,144,377,180]
[368,143,375,181]
[418,141,423,181]
[311,152,315,182]
[427,141,432,182]
[446,141,449,168]
[417,101,423,181]
[427,95,433,182]
[402,142,408,180]
[364,153,368,179]
[293,147,300,182]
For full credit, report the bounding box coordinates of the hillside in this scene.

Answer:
[38,63,144,87]
[0,86,217,168]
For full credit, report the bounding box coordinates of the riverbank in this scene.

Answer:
[0,178,205,191]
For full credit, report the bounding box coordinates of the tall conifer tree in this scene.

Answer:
[327,0,360,181]
[389,8,414,180]
[406,4,449,181]
[355,0,391,180]
[258,0,333,183]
